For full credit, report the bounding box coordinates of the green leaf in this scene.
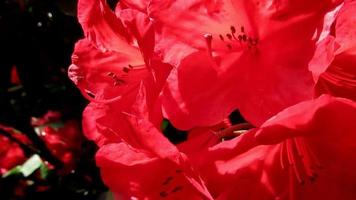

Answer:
[160,119,169,132]
[20,154,43,177]
[39,162,50,179]
[2,165,22,178]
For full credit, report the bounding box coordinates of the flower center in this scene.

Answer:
[205,25,259,51]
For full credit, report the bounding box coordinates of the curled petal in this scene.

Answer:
[256,95,356,145]
[69,39,147,103]
[78,0,139,56]
[311,1,356,101]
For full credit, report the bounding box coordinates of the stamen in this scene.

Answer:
[204,34,213,57]
[107,72,126,86]
[204,33,213,42]
[280,142,286,169]
[214,25,259,51]
[294,139,314,178]
[282,138,322,186]
[294,138,320,182]
[215,123,252,139]
[286,140,304,184]
[301,140,322,168]
[122,67,130,73]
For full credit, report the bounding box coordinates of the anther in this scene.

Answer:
[204,33,212,40]
[107,72,115,77]
[219,34,224,41]
[226,33,232,40]
[230,26,236,33]
[159,191,168,198]
[241,26,245,33]
[242,35,247,41]
[113,78,126,86]
[171,186,183,193]
[123,67,130,73]
[114,81,122,86]
[226,44,232,49]
[128,64,133,69]
[162,176,174,185]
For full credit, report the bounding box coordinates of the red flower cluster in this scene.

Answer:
[69,0,356,199]
[32,111,83,174]
[0,125,29,175]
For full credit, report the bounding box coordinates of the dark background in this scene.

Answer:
[0,0,120,199]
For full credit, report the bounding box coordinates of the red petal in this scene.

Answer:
[96,143,213,199]
[153,0,341,128]
[77,0,138,56]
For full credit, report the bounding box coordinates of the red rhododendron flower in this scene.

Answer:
[148,0,342,129]
[73,0,172,149]
[69,0,170,105]
[310,0,356,101]
[69,0,356,199]
[10,65,21,85]
[95,86,213,199]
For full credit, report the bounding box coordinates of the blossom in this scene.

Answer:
[69,0,356,199]
[148,0,342,129]
[71,1,215,198]
[0,125,29,174]
[310,0,356,101]
[72,0,173,149]
[32,111,83,174]
[69,0,149,103]
[10,65,21,85]
[94,86,213,199]
[255,95,356,200]
[178,95,356,199]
